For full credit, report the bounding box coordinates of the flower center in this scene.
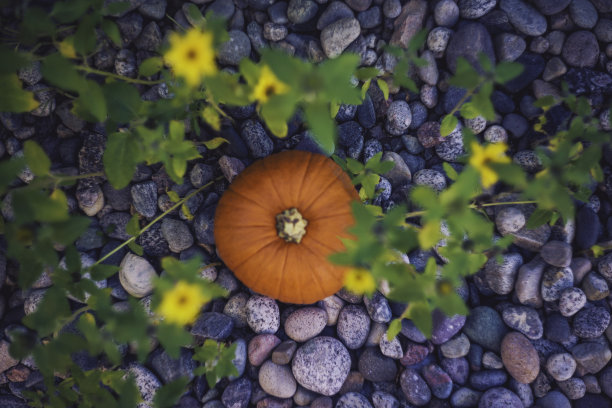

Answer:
[177,295,188,305]
[264,84,276,98]
[186,48,197,60]
[276,208,308,243]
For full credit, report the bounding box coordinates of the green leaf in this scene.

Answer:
[101,19,122,48]
[471,82,495,120]
[440,115,458,137]
[51,0,91,23]
[104,82,141,123]
[139,57,164,77]
[387,318,402,341]
[408,302,432,338]
[41,53,86,93]
[153,379,190,408]
[346,158,364,174]
[157,323,193,358]
[525,208,554,229]
[449,58,480,89]
[0,45,31,74]
[103,1,131,15]
[73,80,107,122]
[418,220,442,249]
[202,106,221,131]
[0,74,40,113]
[184,3,206,28]
[442,162,458,181]
[376,78,389,101]
[167,190,180,203]
[460,102,480,120]
[126,214,140,236]
[361,79,371,100]
[23,140,51,176]
[74,14,98,56]
[89,264,119,281]
[304,102,336,155]
[20,7,56,44]
[203,137,229,150]
[128,241,144,256]
[355,67,380,81]
[104,132,139,189]
[494,61,524,84]
[477,53,493,73]
[533,95,557,109]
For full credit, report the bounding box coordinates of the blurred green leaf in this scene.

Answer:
[408,302,432,338]
[472,82,495,120]
[104,82,141,123]
[460,102,480,120]
[376,79,389,101]
[51,0,91,23]
[449,58,480,89]
[104,131,140,189]
[0,45,31,74]
[494,61,523,84]
[0,74,40,113]
[525,208,554,229]
[126,215,140,236]
[101,19,122,47]
[89,265,119,281]
[157,323,193,358]
[193,340,239,388]
[153,378,190,408]
[73,81,107,122]
[41,53,86,93]
[128,241,144,256]
[387,318,402,341]
[304,102,335,155]
[139,57,164,77]
[74,14,98,56]
[443,162,458,181]
[440,115,458,137]
[184,3,205,28]
[23,140,51,176]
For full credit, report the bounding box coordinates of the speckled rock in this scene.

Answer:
[441,334,471,358]
[320,18,361,58]
[541,266,574,302]
[400,368,431,406]
[422,364,453,399]
[546,353,576,381]
[573,307,610,339]
[284,307,327,342]
[259,360,297,399]
[500,0,547,36]
[336,392,373,408]
[571,341,612,374]
[501,332,540,384]
[463,306,507,352]
[515,257,546,307]
[337,305,371,349]
[292,337,351,396]
[386,100,412,135]
[559,287,587,317]
[318,295,344,326]
[478,387,524,408]
[248,334,281,366]
[359,346,398,382]
[413,169,447,192]
[246,295,280,334]
[119,253,157,298]
[127,363,161,408]
[502,305,543,340]
[485,253,523,295]
[363,292,392,323]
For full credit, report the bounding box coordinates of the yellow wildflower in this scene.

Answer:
[157,281,209,326]
[343,268,377,296]
[252,65,289,103]
[469,142,511,188]
[164,28,217,87]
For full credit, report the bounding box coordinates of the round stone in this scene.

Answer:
[336,392,373,408]
[541,266,574,302]
[558,287,586,317]
[435,126,465,162]
[441,334,471,358]
[400,368,432,406]
[258,360,297,398]
[246,295,280,334]
[546,353,576,381]
[287,0,318,24]
[484,253,523,295]
[363,291,392,323]
[320,18,361,58]
[160,218,193,253]
[435,0,460,26]
[581,272,610,301]
[284,307,327,342]
[119,253,157,298]
[463,306,507,352]
[452,387,482,407]
[218,30,251,66]
[427,27,452,54]
[413,169,447,193]
[422,364,453,399]
[478,387,524,408]
[557,377,586,400]
[458,0,497,19]
[573,307,610,339]
[500,0,547,36]
[571,342,612,374]
[502,305,543,340]
[248,334,281,366]
[496,207,526,235]
[386,100,412,135]
[337,305,371,350]
[292,336,351,396]
[501,332,540,384]
[358,347,398,382]
[562,31,599,68]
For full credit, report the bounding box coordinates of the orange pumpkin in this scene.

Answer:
[214,150,359,304]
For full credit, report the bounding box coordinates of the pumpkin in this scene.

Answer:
[214,150,360,304]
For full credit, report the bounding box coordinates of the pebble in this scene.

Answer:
[478,387,524,408]
[401,341,430,366]
[320,18,361,58]
[595,18,612,42]
[0,341,18,373]
[435,0,459,26]
[359,346,397,381]
[469,370,508,390]
[241,120,273,159]
[546,353,576,381]
[562,31,599,68]
[390,0,427,48]
[357,7,381,29]
[541,266,574,302]
[482,351,504,369]
[501,332,540,383]
[496,207,526,235]
[427,27,452,55]
[446,22,495,73]
[318,295,344,326]
[284,307,327,342]
[150,348,196,384]
[114,49,137,78]
[557,377,586,400]
[486,253,525,298]
[451,387,482,407]
[218,30,251,66]
[569,0,598,29]
[386,100,412,135]
[532,0,571,15]
[139,0,166,20]
[496,33,526,61]
[400,368,431,406]
[119,253,156,298]
[558,287,587,317]
[463,306,507,352]
[572,341,612,374]
[441,357,470,385]
[259,360,297,399]
[581,272,610,301]
[502,305,543,340]
[248,334,281,366]
[441,334,471,358]
[379,332,403,359]
[381,151,412,186]
[540,241,572,267]
[160,218,193,253]
[131,181,157,218]
[371,391,398,408]
[573,307,610,339]
[291,337,351,396]
[500,0,547,36]
[422,364,453,399]
[271,340,297,365]
[413,169,447,193]
[127,363,161,408]
[191,312,234,342]
[337,305,371,349]
[287,0,318,24]
[537,391,571,408]
[431,311,466,345]
[336,392,372,408]
[458,0,497,19]
[317,2,353,30]
[222,378,251,408]
[435,126,465,162]
[246,296,280,334]
[598,252,612,283]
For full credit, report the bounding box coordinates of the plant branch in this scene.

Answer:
[76,66,164,85]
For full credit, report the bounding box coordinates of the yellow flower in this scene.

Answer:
[343,268,377,296]
[156,281,209,326]
[164,28,217,87]
[252,65,289,103]
[469,142,511,188]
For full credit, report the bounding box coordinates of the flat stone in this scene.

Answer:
[500,0,547,36]
[532,0,571,15]
[431,311,466,345]
[271,340,297,365]
[337,305,371,349]
[222,378,251,408]
[573,307,610,339]
[258,360,297,399]
[463,306,507,352]
[400,368,431,406]
[515,257,546,307]
[320,18,360,58]
[248,334,281,367]
[119,253,156,298]
[458,0,497,19]
[441,334,471,358]
[501,332,540,384]
[558,287,587,317]
[582,272,610,301]
[451,387,482,407]
[446,22,495,73]
[191,312,234,342]
[541,266,574,302]
[569,0,598,29]
[540,241,572,267]
[571,342,612,374]
[390,0,427,48]
[422,364,453,399]
[358,347,398,382]
[218,30,251,66]
[562,31,600,68]
[469,370,508,391]
[478,387,524,408]
[502,306,543,340]
[381,151,411,186]
[284,307,327,342]
[485,253,523,295]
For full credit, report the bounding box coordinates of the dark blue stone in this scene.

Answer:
[469,369,508,391]
[491,91,515,114]
[575,205,601,250]
[502,53,546,93]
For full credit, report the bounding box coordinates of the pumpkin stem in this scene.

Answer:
[276,208,308,243]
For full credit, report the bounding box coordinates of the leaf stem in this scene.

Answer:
[92,177,223,266]
[404,200,537,219]
[76,66,164,85]
[53,306,90,338]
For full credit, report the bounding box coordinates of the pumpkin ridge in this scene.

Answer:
[295,152,313,205]
[224,188,272,213]
[300,176,342,214]
[272,244,290,301]
[222,236,279,271]
[260,158,290,209]
[297,243,332,299]
[306,209,354,221]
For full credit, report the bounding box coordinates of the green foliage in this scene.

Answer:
[333,152,394,201]
[193,340,239,388]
